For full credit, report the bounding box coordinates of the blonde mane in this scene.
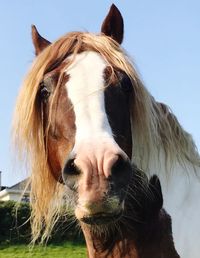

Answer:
[12,31,200,242]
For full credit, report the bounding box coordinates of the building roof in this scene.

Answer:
[8,178,30,191]
[0,178,30,200]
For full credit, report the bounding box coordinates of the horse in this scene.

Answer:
[79,168,180,258]
[13,4,200,257]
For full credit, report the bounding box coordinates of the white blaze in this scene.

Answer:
[66,51,112,141]
[65,51,127,178]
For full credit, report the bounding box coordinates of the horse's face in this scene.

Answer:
[34,5,133,225]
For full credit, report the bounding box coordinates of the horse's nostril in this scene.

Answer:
[111,156,131,175]
[64,158,80,176]
[62,158,80,191]
[110,156,132,188]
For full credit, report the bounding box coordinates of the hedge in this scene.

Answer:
[0,201,84,244]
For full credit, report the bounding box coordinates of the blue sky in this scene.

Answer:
[0,0,199,186]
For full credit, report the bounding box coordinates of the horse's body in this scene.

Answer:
[13,4,200,257]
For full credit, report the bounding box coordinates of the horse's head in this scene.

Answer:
[30,4,134,225]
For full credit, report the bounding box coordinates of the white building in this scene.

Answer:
[0,172,30,202]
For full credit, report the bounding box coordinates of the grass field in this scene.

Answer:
[0,243,86,258]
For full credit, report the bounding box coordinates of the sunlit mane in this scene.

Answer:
[12,31,200,243]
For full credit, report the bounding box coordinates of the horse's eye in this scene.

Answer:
[120,75,132,92]
[39,82,51,102]
[117,71,132,93]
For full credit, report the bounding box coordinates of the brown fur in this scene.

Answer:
[44,73,75,182]
[12,4,199,251]
[80,172,180,258]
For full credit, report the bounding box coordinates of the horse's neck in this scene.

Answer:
[80,209,179,258]
[136,209,180,258]
[149,160,200,258]
[81,224,138,258]
[146,153,200,207]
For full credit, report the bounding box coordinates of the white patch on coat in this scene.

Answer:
[146,150,200,258]
[161,166,200,258]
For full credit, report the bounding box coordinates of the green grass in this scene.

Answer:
[0,242,86,258]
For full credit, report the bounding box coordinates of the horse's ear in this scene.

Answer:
[149,175,163,212]
[101,4,124,44]
[31,25,51,55]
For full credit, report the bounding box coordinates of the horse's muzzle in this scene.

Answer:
[62,152,132,224]
[81,211,122,225]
